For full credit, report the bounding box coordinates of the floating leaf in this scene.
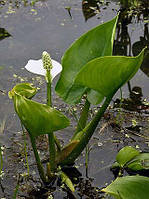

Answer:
[56,15,118,104]
[74,49,145,98]
[102,176,149,199]
[116,146,140,167]
[25,59,62,79]
[12,93,70,138]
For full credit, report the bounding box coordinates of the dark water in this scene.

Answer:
[0,0,149,198]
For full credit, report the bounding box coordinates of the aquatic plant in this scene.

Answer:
[9,14,146,194]
[103,146,149,199]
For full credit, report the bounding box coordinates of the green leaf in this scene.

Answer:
[55,15,118,104]
[9,83,38,99]
[13,94,70,138]
[102,176,149,199]
[87,89,104,105]
[116,146,140,167]
[60,171,75,192]
[128,153,149,171]
[74,49,145,98]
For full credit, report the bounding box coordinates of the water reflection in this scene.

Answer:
[120,0,149,9]
[0,27,11,41]
[82,0,149,111]
[82,0,100,21]
[0,0,44,8]
[132,23,149,77]
[113,5,149,111]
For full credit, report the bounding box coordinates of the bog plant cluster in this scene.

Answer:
[8,14,149,198]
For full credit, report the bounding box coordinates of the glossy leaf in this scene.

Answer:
[55,15,118,104]
[25,59,62,79]
[116,146,140,167]
[13,94,70,138]
[128,153,149,170]
[8,83,38,99]
[102,176,149,199]
[74,49,145,98]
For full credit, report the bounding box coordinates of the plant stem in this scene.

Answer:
[60,96,113,165]
[72,98,90,139]
[48,133,56,172]
[30,136,47,184]
[46,72,56,173]
[0,145,3,176]
[23,132,30,176]
[21,124,30,176]
[47,81,52,106]
[85,145,89,178]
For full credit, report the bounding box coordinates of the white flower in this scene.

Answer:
[25,58,62,80]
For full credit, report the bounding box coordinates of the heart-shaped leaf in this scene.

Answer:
[55,15,118,104]
[74,49,145,98]
[116,146,140,167]
[102,176,149,199]
[12,93,70,138]
[25,59,62,79]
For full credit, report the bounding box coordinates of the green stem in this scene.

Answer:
[45,72,56,172]
[60,96,113,165]
[23,132,30,176]
[48,133,56,172]
[72,98,90,139]
[30,136,47,184]
[21,124,30,176]
[85,145,89,178]
[47,81,52,106]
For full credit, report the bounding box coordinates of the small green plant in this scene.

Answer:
[103,146,149,199]
[9,14,145,193]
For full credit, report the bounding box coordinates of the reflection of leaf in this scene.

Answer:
[132,35,149,77]
[0,28,11,41]
[82,0,100,21]
[102,176,149,199]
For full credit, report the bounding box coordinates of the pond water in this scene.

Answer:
[0,0,149,198]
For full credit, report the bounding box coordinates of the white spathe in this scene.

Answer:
[25,59,62,80]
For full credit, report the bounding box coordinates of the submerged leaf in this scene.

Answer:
[56,15,118,104]
[25,59,62,79]
[12,94,70,138]
[74,49,145,98]
[102,176,149,199]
